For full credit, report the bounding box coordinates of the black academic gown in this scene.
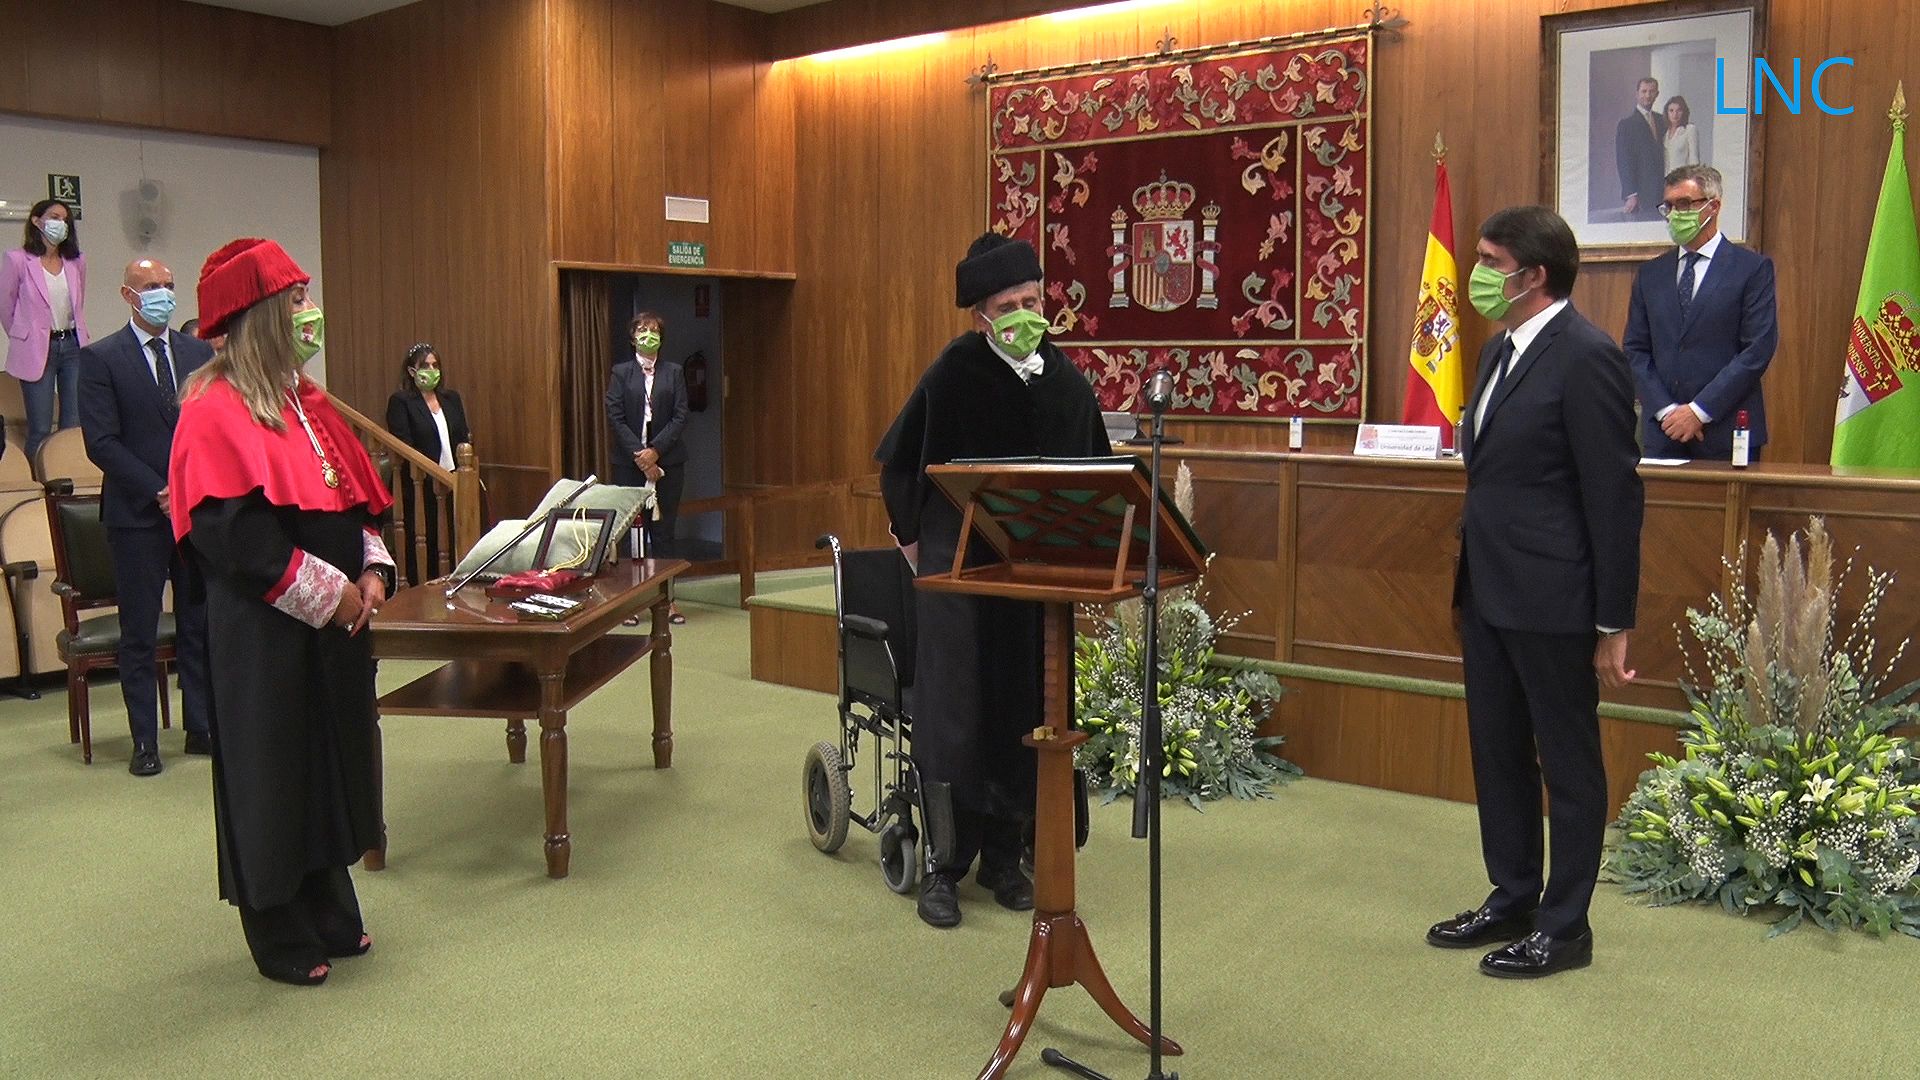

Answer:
[187,494,384,912]
[875,332,1111,817]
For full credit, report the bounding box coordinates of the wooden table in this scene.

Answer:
[367,557,690,878]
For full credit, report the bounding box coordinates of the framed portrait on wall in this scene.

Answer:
[1541,0,1768,261]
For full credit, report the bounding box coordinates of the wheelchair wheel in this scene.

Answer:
[878,818,919,894]
[803,742,852,853]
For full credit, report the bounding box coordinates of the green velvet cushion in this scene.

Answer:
[57,613,177,659]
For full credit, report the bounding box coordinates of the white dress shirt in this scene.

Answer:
[1655,230,1725,423]
[1472,298,1567,437]
[983,333,1045,382]
[429,405,455,471]
[637,358,656,432]
[44,266,73,331]
[131,321,173,385]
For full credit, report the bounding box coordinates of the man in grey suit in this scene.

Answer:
[1616,77,1668,221]
[78,258,215,776]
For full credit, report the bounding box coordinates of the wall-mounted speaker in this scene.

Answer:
[121,178,168,247]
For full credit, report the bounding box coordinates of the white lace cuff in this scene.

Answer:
[362,529,396,574]
[266,549,350,629]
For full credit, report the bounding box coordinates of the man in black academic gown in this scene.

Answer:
[1429,206,1644,978]
[876,233,1111,928]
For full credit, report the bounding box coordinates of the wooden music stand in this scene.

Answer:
[922,456,1206,1080]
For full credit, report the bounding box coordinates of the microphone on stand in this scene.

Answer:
[1122,369,1183,446]
[1145,369,1175,413]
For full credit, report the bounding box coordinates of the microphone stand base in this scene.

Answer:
[1041,1048,1116,1080]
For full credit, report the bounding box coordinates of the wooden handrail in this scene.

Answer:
[325,391,455,487]
[679,475,884,608]
[324,389,484,582]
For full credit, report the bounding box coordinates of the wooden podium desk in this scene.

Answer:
[1123,446,1920,810]
[368,558,690,878]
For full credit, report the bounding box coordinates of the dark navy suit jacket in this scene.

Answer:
[1622,238,1778,458]
[78,323,213,529]
[606,359,690,468]
[1456,305,1645,636]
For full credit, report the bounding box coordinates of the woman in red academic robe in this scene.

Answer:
[169,239,396,986]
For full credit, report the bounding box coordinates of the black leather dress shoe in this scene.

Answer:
[978,865,1035,912]
[129,747,162,777]
[918,874,961,928]
[1426,904,1534,948]
[1480,930,1593,979]
[183,731,212,756]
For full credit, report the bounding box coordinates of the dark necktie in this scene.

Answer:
[1678,251,1702,318]
[147,337,177,408]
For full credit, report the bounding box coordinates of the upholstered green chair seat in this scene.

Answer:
[57,613,177,659]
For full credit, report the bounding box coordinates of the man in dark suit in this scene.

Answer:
[1624,164,1778,460]
[1427,207,1645,978]
[1615,77,1667,221]
[78,258,214,776]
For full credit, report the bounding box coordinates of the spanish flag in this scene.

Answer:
[1402,147,1463,446]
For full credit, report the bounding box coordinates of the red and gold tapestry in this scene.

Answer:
[986,31,1374,420]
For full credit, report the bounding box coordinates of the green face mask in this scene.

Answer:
[1467,262,1532,322]
[987,308,1048,359]
[292,307,325,363]
[413,367,441,391]
[634,330,661,354]
[1666,206,1713,247]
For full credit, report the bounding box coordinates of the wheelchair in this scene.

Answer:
[801,535,955,894]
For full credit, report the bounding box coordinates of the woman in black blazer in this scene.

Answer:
[384,343,472,584]
[607,311,691,622]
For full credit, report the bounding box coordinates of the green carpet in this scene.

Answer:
[0,599,1910,1078]
[678,567,832,609]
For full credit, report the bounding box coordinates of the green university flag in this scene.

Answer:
[1834,86,1920,470]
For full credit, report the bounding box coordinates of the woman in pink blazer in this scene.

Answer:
[1,199,90,460]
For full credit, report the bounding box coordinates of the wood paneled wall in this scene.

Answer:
[764,0,1108,60]
[320,0,556,515]
[0,0,330,145]
[322,0,796,516]
[545,0,793,274]
[754,0,1920,485]
[1275,678,1684,819]
[1171,448,1920,711]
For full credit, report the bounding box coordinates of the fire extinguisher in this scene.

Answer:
[684,350,710,413]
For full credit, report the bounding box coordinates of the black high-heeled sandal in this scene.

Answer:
[241,901,331,987]
[258,961,330,987]
[325,932,372,959]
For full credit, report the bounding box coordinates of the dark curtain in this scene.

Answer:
[560,270,615,480]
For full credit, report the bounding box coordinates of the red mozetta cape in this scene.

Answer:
[169,376,393,542]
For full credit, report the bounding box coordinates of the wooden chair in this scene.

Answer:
[33,427,103,487]
[0,487,67,686]
[42,482,174,763]
[0,440,34,490]
[0,376,26,460]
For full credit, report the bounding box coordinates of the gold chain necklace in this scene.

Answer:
[286,388,342,489]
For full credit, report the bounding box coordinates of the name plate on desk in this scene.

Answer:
[1352,424,1442,460]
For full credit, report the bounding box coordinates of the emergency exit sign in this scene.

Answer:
[667,241,706,268]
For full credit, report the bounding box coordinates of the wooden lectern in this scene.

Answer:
[922,457,1206,1080]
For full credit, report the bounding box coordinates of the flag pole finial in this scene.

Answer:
[1893,81,1908,132]
[1431,132,1447,161]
